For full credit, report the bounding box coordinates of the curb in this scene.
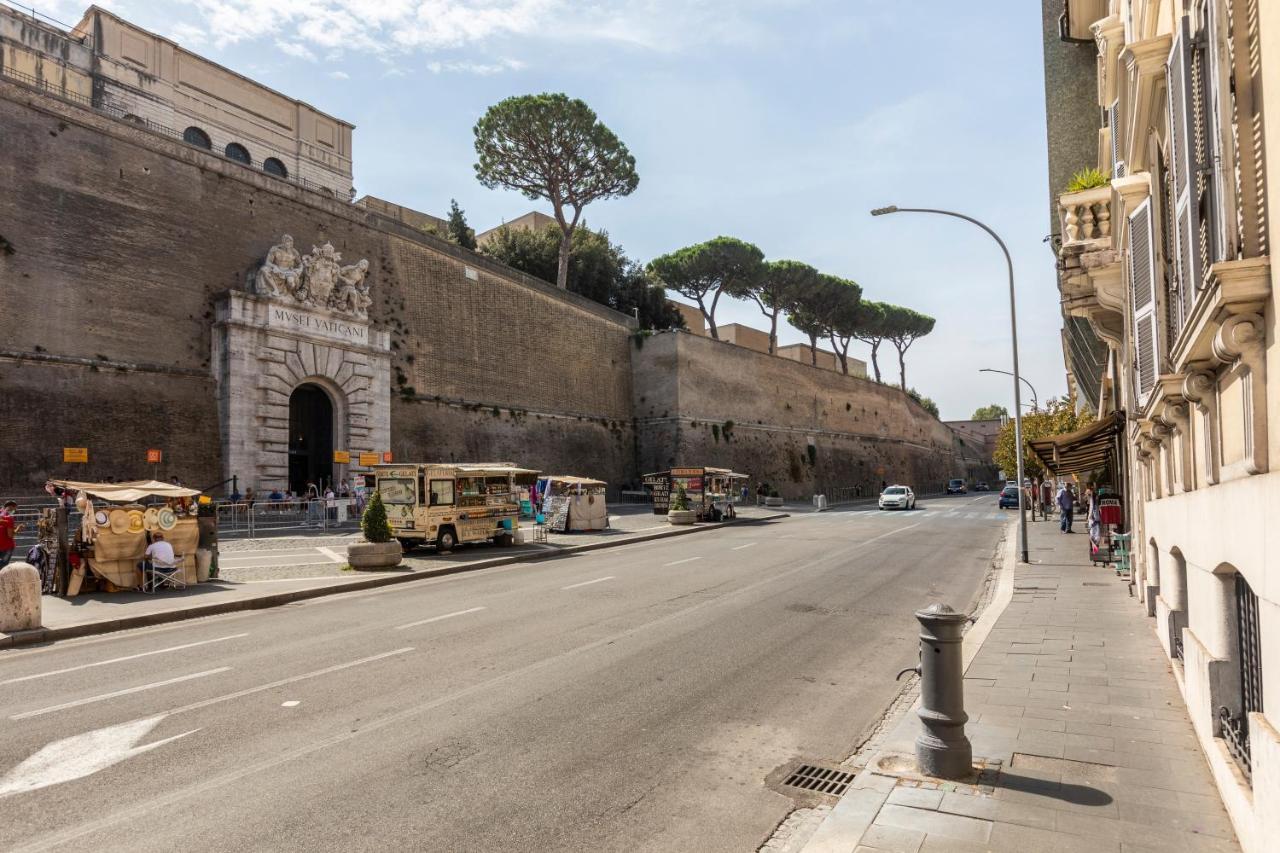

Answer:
[0,512,790,649]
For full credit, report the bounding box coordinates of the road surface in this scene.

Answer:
[0,495,1007,852]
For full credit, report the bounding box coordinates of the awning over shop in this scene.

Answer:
[1029,412,1125,476]
[46,479,202,502]
[541,475,607,487]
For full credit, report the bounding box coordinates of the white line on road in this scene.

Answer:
[562,576,615,590]
[10,668,232,721]
[0,634,249,686]
[394,607,487,631]
[730,543,756,551]
[162,648,414,717]
[664,557,702,566]
[317,547,346,563]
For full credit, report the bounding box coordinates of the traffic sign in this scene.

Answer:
[146,449,163,464]
[333,450,351,464]
[358,453,380,467]
[63,447,88,463]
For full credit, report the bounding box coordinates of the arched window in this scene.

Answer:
[183,126,211,149]
[122,113,145,127]
[263,157,288,179]
[225,142,251,164]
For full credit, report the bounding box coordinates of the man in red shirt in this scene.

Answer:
[0,500,22,568]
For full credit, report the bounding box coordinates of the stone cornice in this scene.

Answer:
[1171,257,1271,371]
[1093,15,1127,107]
[1119,34,1173,174]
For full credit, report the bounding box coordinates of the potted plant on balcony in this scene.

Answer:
[667,484,697,526]
[1065,167,1110,192]
[765,489,784,508]
[347,491,403,569]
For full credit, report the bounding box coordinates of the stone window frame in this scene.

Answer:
[225,142,251,165]
[263,157,288,179]
[182,126,211,150]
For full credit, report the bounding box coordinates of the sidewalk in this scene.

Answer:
[800,521,1240,853]
[1,509,786,649]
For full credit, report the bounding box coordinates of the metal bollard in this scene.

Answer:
[897,602,972,779]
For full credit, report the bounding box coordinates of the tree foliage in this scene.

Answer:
[361,490,393,544]
[474,93,638,290]
[971,404,1009,421]
[883,305,936,390]
[992,397,1093,479]
[750,260,818,354]
[849,300,890,382]
[646,237,763,339]
[482,223,681,329]
[907,388,940,418]
[816,274,863,375]
[446,199,477,250]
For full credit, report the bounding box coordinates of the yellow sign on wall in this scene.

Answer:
[63,447,89,463]
[358,453,380,467]
[333,450,351,464]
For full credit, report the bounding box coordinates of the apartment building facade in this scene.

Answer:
[1044,2,1278,848]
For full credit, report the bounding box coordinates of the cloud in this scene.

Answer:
[425,57,525,75]
[275,40,314,61]
[328,70,350,79]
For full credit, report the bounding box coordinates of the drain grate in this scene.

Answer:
[782,763,856,796]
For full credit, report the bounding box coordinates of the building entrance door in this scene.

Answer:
[288,383,334,494]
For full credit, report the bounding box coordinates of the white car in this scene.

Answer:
[879,485,916,510]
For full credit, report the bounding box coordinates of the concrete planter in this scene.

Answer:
[347,540,403,570]
[765,496,784,507]
[667,509,697,526]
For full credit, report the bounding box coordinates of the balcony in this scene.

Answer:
[1059,186,1112,250]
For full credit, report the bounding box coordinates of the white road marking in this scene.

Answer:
[394,606,487,631]
[0,634,249,686]
[317,547,346,563]
[664,557,702,566]
[562,576,615,590]
[731,543,756,551]
[0,715,200,798]
[161,648,414,717]
[281,701,300,708]
[10,668,232,720]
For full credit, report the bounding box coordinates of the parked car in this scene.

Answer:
[879,485,916,510]
[975,482,990,491]
[998,484,1020,509]
[946,478,967,494]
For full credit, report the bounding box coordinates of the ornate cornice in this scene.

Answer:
[1119,34,1173,174]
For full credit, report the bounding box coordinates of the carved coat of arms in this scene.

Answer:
[252,234,372,319]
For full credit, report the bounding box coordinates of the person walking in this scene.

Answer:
[1039,478,1054,521]
[0,500,23,568]
[1056,483,1074,533]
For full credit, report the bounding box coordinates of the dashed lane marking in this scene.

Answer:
[664,557,703,566]
[561,576,615,590]
[731,543,756,551]
[10,668,232,721]
[0,634,249,686]
[394,607,487,631]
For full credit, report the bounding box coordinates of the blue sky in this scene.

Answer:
[41,0,1065,420]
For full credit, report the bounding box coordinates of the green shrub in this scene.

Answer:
[1065,167,1110,193]
[671,484,690,511]
[361,490,393,543]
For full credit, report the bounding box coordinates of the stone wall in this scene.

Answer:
[633,332,990,499]
[0,79,637,491]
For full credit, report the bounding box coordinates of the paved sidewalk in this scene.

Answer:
[801,524,1239,853]
[2,510,785,648]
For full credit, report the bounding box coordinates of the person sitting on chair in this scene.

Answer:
[140,531,177,574]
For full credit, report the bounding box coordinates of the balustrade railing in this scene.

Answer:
[1058,187,1113,249]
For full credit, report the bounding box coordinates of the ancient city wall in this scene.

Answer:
[0,80,637,489]
[633,332,988,499]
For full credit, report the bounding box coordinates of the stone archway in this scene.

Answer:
[215,291,390,492]
[288,382,335,493]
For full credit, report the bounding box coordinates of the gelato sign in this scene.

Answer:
[267,305,368,343]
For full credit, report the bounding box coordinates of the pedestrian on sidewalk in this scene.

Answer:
[1057,483,1074,532]
[1039,478,1054,520]
[0,500,23,568]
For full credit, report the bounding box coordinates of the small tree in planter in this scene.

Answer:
[667,483,696,525]
[347,490,403,569]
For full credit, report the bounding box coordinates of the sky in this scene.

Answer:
[33,0,1066,421]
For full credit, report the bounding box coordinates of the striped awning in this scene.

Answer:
[1030,412,1125,476]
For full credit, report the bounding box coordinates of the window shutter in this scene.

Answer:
[1129,200,1159,404]
[1192,2,1221,272]
[1109,102,1127,178]
[1167,16,1199,325]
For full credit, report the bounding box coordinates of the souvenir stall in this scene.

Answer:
[45,479,207,595]
[535,476,608,532]
[642,467,749,521]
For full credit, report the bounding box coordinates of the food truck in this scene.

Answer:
[642,467,749,521]
[45,479,207,595]
[371,463,539,551]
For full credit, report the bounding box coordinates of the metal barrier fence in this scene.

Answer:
[215,499,362,539]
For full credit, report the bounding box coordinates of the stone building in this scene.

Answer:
[0,3,353,197]
[1041,2,1279,847]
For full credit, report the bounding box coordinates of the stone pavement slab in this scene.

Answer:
[800,524,1240,853]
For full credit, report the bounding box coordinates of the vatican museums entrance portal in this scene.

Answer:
[288,383,334,494]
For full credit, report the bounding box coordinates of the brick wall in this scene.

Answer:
[0,80,637,490]
[633,332,990,499]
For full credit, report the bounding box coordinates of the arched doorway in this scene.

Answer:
[288,384,334,494]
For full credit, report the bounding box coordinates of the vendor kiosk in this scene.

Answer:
[642,467,749,521]
[535,476,608,532]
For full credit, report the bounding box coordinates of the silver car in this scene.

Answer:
[879,485,916,510]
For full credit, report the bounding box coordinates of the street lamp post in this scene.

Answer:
[979,368,1038,411]
[871,205,1030,564]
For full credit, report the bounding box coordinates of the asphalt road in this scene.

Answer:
[0,495,1008,853]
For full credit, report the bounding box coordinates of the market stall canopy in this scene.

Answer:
[1029,412,1125,476]
[542,475,607,487]
[455,464,540,477]
[705,468,750,479]
[47,479,202,502]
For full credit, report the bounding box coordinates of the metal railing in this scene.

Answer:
[1219,706,1251,781]
[214,499,363,539]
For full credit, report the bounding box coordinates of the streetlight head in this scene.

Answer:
[870,205,899,216]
